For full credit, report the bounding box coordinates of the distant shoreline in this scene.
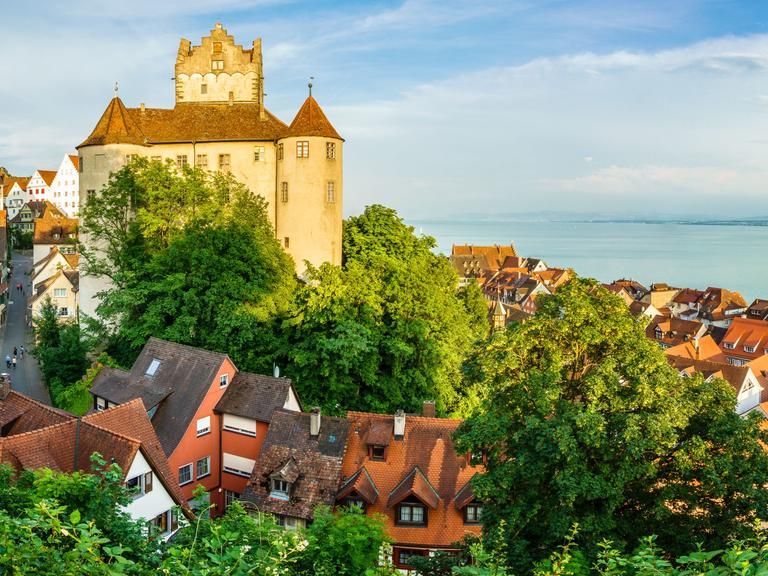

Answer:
[411,218,768,227]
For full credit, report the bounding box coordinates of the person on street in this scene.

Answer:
[19,346,24,359]
[4,355,9,369]
[13,347,17,357]
[11,356,16,369]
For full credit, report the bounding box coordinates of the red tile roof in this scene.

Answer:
[286,96,343,140]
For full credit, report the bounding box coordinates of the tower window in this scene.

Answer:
[296,141,309,158]
[212,60,224,71]
[254,146,265,162]
[278,143,284,161]
[284,237,290,248]
[218,154,231,171]
[326,181,336,204]
[280,182,288,203]
[213,41,222,53]
[326,142,336,160]
[201,84,208,95]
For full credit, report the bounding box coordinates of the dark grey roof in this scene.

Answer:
[214,372,299,422]
[241,410,350,520]
[89,337,229,456]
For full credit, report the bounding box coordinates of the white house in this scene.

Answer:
[30,269,79,321]
[32,246,78,285]
[26,169,56,203]
[4,178,29,220]
[50,154,80,217]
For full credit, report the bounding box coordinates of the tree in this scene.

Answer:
[281,205,487,414]
[455,278,768,571]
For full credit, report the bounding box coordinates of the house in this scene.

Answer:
[603,283,634,306]
[49,154,80,217]
[668,358,762,415]
[9,200,64,233]
[664,335,726,364]
[745,299,768,321]
[90,338,237,509]
[718,317,768,365]
[450,254,490,287]
[646,315,706,349]
[32,210,78,264]
[340,407,484,572]
[25,169,56,204]
[241,408,350,530]
[32,246,79,285]
[2,177,29,220]
[641,283,681,310]
[0,382,188,537]
[213,372,301,512]
[697,287,748,327]
[451,244,517,271]
[669,288,705,319]
[611,279,648,301]
[29,269,78,321]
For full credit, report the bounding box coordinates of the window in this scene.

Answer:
[296,141,309,158]
[369,445,386,461]
[397,550,427,567]
[654,327,662,339]
[326,142,336,159]
[151,156,162,161]
[326,181,336,204]
[146,358,161,376]
[745,345,756,353]
[176,155,188,169]
[223,414,257,436]
[196,456,210,479]
[58,307,69,317]
[284,237,290,248]
[276,515,305,530]
[79,157,84,173]
[179,463,193,486]
[149,509,178,536]
[125,154,138,164]
[96,396,106,411]
[213,41,222,53]
[196,416,211,437]
[723,342,735,350]
[280,182,288,203]
[278,143,284,160]
[218,154,231,171]
[223,453,255,477]
[270,478,290,500]
[53,288,67,298]
[87,189,96,203]
[397,502,427,525]
[220,374,228,387]
[253,146,265,162]
[201,83,208,95]
[224,490,240,510]
[196,154,208,169]
[212,60,224,71]
[464,503,483,524]
[341,497,366,511]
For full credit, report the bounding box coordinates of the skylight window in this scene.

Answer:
[146,359,161,376]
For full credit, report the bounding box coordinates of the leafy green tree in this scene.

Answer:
[455,278,768,570]
[33,297,61,350]
[282,205,487,414]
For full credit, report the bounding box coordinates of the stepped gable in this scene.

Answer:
[214,372,299,422]
[79,97,146,147]
[285,96,343,140]
[84,399,187,509]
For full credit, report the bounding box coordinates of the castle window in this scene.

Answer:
[296,141,309,158]
[196,154,208,169]
[176,155,188,169]
[278,143,284,161]
[326,181,336,204]
[218,154,231,171]
[326,142,336,160]
[281,182,288,203]
[201,84,208,95]
[253,146,265,162]
[79,157,83,173]
[213,41,222,54]
[212,60,224,71]
[284,237,290,248]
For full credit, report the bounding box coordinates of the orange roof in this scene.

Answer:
[36,170,58,187]
[286,95,343,140]
[68,155,79,171]
[452,244,517,270]
[720,317,768,361]
[664,335,725,363]
[80,97,146,147]
[33,211,78,245]
[342,411,482,548]
[2,176,29,197]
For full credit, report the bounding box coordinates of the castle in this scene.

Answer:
[77,23,343,318]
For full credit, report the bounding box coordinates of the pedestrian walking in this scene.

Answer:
[13,347,17,357]
[4,355,9,369]
[12,356,17,369]
[19,346,24,359]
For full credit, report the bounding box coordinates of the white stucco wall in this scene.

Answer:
[122,450,176,523]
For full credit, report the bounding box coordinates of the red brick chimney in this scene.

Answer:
[422,400,436,418]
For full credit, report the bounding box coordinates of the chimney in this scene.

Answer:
[310,407,321,437]
[0,375,9,401]
[422,400,436,418]
[394,409,406,440]
[273,364,280,378]
[693,336,700,359]
[140,102,145,113]
[228,91,234,106]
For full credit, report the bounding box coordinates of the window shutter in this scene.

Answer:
[144,472,153,493]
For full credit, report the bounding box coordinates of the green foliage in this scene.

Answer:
[11,227,33,250]
[81,158,295,369]
[282,205,487,414]
[456,278,768,571]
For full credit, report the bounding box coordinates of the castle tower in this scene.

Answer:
[276,92,343,272]
[175,22,265,116]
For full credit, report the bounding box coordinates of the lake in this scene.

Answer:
[409,220,768,302]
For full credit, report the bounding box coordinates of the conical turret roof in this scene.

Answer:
[285,96,343,140]
[78,97,146,148]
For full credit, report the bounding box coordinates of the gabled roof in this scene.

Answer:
[451,244,517,270]
[35,170,57,187]
[79,97,146,147]
[0,390,73,436]
[214,372,299,422]
[664,335,725,363]
[33,212,78,245]
[68,155,79,171]
[285,96,343,140]
[454,475,478,509]
[387,465,440,509]
[241,410,350,520]
[90,337,230,456]
[337,466,379,504]
[2,177,29,197]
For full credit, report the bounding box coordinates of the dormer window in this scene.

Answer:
[146,358,161,376]
[220,374,228,387]
[745,345,756,353]
[270,478,290,500]
[464,503,483,524]
[654,327,662,339]
[369,445,386,461]
[396,498,427,526]
[723,342,735,350]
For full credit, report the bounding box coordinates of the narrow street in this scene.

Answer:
[3,250,48,403]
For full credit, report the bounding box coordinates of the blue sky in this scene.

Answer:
[2,0,768,218]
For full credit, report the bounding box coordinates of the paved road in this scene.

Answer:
[3,251,48,403]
